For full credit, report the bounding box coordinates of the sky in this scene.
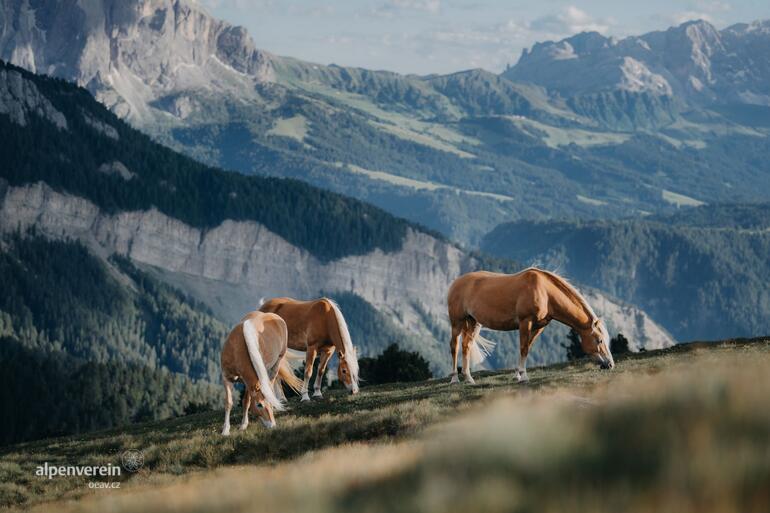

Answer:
[198,0,770,74]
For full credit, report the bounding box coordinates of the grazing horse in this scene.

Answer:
[260,297,360,400]
[220,311,303,435]
[447,268,615,384]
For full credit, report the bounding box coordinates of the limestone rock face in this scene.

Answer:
[0,181,676,371]
[0,0,274,123]
[0,67,67,128]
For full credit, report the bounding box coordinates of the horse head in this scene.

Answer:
[337,347,360,395]
[580,318,615,370]
[250,388,277,428]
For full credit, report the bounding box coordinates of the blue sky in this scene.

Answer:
[198,1,770,74]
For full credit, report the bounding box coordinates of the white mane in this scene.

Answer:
[242,319,284,411]
[536,268,609,342]
[327,299,359,385]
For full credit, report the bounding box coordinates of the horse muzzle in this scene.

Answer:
[599,358,615,370]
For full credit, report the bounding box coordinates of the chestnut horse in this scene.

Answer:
[447,268,614,384]
[220,311,302,435]
[260,297,359,400]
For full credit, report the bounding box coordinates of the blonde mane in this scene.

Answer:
[534,269,602,327]
[327,299,359,386]
[242,319,285,411]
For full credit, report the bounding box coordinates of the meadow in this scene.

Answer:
[1,338,769,513]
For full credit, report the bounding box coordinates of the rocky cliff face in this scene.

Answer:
[0,180,676,371]
[505,19,770,106]
[0,66,67,128]
[0,0,274,123]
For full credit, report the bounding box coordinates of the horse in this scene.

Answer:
[259,297,360,400]
[447,267,615,384]
[220,311,303,435]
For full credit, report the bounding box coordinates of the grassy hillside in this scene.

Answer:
[2,339,768,512]
[481,207,770,341]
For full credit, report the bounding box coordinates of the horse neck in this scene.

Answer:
[548,281,593,332]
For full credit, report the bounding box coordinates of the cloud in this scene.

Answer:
[669,11,716,25]
[374,0,441,17]
[197,0,275,10]
[657,1,732,27]
[531,6,611,36]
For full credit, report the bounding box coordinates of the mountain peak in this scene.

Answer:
[505,17,770,105]
[0,0,274,123]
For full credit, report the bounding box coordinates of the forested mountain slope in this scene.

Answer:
[0,232,222,444]
[481,204,770,341]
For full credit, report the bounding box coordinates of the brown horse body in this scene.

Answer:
[260,297,359,400]
[447,268,614,384]
[220,311,302,435]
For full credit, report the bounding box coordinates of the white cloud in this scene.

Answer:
[531,6,611,36]
[670,11,716,25]
[374,0,441,17]
[390,0,441,13]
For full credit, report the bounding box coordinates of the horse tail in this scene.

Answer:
[242,319,284,411]
[276,358,304,395]
[467,322,496,367]
[327,299,359,391]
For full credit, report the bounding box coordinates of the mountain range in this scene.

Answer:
[3,0,769,243]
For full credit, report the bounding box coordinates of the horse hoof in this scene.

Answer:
[449,375,460,385]
[221,428,230,436]
[239,424,248,431]
[517,374,529,383]
[301,394,311,402]
[312,391,323,398]
[464,375,476,385]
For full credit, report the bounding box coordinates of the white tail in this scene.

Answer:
[242,319,284,411]
[283,348,305,373]
[327,300,359,387]
[469,330,496,367]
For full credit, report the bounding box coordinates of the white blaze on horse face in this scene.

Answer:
[338,358,359,394]
[593,319,614,368]
[251,394,276,428]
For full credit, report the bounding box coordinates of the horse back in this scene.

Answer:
[258,297,334,350]
[448,270,547,328]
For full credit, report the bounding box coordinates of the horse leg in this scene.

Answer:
[221,377,234,436]
[518,320,545,382]
[517,319,532,382]
[449,323,462,384]
[301,346,317,402]
[462,321,480,385]
[240,387,251,431]
[313,347,334,398]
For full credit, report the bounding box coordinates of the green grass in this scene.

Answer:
[2,338,769,512]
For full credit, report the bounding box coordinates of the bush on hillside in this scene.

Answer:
[611,333,631,355]
[562,329,584,361]
[358,344,432,386]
